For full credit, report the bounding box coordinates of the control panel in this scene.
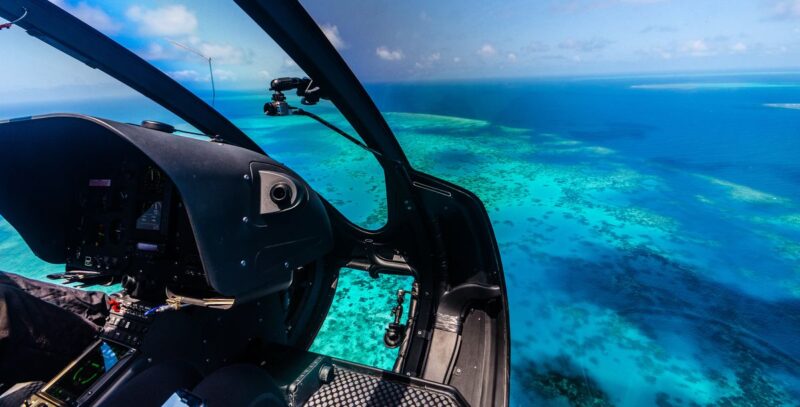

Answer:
[63,159,210,300]
[102,296,153,348]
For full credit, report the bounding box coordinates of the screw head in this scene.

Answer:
[243,174,251,180]
[240,260,247,267]
[242,216,249,223]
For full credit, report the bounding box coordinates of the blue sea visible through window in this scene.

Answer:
[365,76,800,405]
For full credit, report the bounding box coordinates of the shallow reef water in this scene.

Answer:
[2,78,800,406]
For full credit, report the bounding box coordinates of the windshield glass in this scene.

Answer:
[302,0,800,406]
[2,0,388,231]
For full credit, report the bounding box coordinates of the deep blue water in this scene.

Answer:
[2,73,800,406]
[367,76,800,200]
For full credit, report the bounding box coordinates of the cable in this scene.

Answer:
[173,128,208,136]
[168,39,216,106]
[0,7,27,30]
[293,108,396,163]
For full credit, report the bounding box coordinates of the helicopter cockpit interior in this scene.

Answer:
[0,1,509,406]
[0,114,469,407]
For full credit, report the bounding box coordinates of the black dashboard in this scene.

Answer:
[0,114,333,303]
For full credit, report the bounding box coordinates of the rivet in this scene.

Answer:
[240,260,247,267]
[243,174,251,180]
[284,261,290,269]
[242,216,249,223]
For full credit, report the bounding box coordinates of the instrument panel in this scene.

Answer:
[66,160,209,299]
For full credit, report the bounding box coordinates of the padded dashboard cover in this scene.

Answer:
[0,114,332,298]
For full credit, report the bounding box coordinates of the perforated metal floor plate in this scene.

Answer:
[303,367,461,407]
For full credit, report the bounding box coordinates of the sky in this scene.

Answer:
[3,0,800,96]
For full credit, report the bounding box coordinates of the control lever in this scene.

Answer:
[384,289,407,348]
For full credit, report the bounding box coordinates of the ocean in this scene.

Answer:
[1,73,799,406]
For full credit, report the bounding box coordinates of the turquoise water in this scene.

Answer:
[2,74,800,405]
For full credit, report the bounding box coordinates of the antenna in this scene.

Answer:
[168,39,215,106]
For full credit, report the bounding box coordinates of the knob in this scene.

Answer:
[269,182,292,206]
[121,275,137,292]
[318,364,334,383]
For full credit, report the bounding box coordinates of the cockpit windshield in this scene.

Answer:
[0,1,388,230]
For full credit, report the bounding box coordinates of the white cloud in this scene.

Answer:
[507,52,518,62]
[523,41,550,53]
[126,5,198,37]
[140,42,176,60]
[320,24,347,50]
[639,36,754,60]
[558,38,613,52]
[259,70,271,79]
[214,69,236,81]
[453,56,461,63]
[168,69,204,82]
[730,42,748,53]
[414,52,442,70]
[197,42,251,64]
[772,0,800,18]
[50,0,121,34]
[682,39,710,56]
[376,46,404,61]
[168,68,235,82]
[477,43,497,57]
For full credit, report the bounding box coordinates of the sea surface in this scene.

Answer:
[2,73,800,406]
